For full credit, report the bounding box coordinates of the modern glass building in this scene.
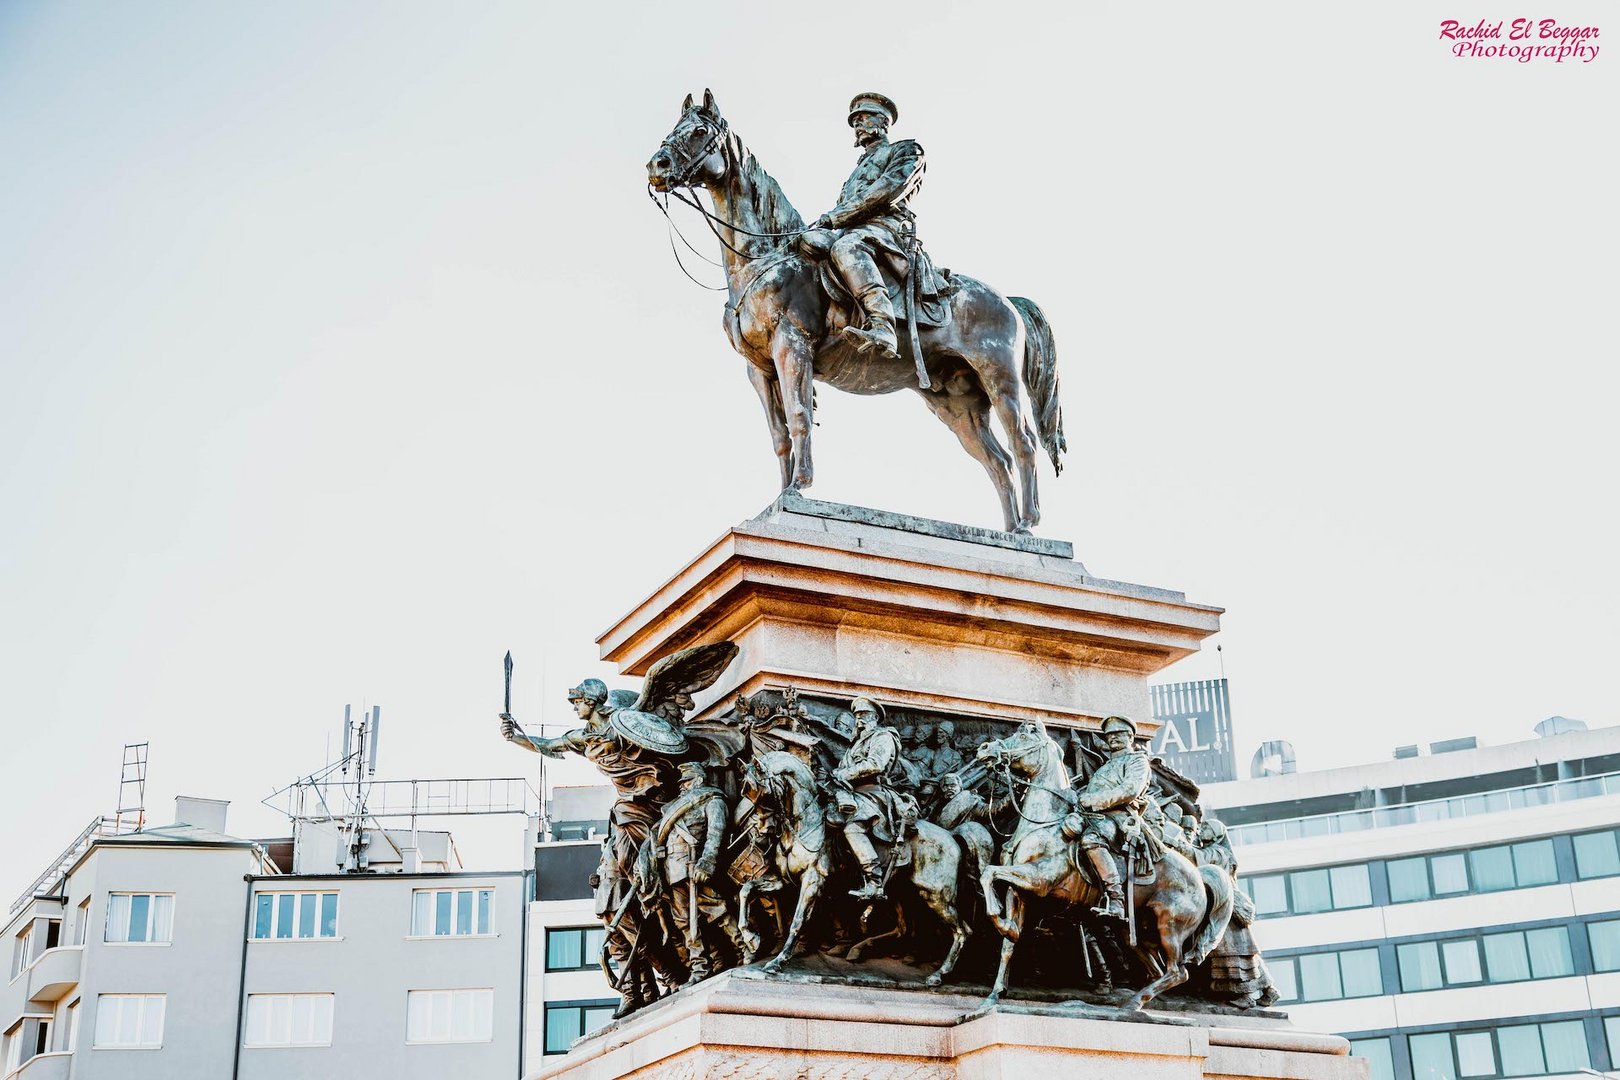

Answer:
[1202,721,1620,1080]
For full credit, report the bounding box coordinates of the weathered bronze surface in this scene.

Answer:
[503,644,1278,1019]
[647,90,1067,535]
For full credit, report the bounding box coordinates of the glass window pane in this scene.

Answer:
[412,892,431,935]
[1298,952,1343,1001]
[275,895,294,939]
[472,990,493,1041]
[1431,853,1469,895]
[117,997,139,1044]
[1388,858,1431,902]
[584,926,606,961]
[1350,1038,1396,1080]
[138,997,163,1046]
[1440,940,1482,984]
[94,998,118,1045]
[1539,1020,1590,1073]
[477,890,491,935]
[431,990,450,1040]
[1573,830,1620,878]
[1511,841,1557,886]
[583,1004,615,1034]
[1589,920,1620,972]
[1483,932,1531,982]
[1605,1017,1620,1061]
[298,894,316,939]
[407,992,430,1041]
[290,996,313,1043]
[451,990,473,1039]
[1399,941,1444,992]
[1410,1033,1458,1080]
[1339,948,1382,997]
[1329,864,1372,909]
[1469,846,1516,892]
[1290,870,1333,914]
[151,896,173,942]
[246,997,270,1045]
[1497,1024,1544,1076]
[1525,927,1573,978]
[128,895,150,942]
[320,894,338,938]
[456,891,473,935]
[1251,875,1288,915]
[435,891,451,935]
[254,895,273,939]
[1454,1032,1495,1077]
[1270,959,1298,1002]
[314,996,334,1044]
[545,1007,583,1054]
[548,930,583,970]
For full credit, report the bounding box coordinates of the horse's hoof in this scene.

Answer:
[925,973,943,987]
[847,947,864,962]
[763,959,785,976]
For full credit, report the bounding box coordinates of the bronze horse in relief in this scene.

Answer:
[976,722,1234,1010]
[647,90,1066,534]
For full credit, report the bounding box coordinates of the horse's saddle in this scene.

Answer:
[808,244,956,333]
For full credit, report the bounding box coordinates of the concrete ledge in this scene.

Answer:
[528,975,1360,1080]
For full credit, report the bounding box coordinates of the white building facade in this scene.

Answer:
[1203,723,1620,1080]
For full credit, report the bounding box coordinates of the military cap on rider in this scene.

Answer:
[1099,715,1139,737]
[676,760,707,783]
[847,91,898,127]
[567,678,609,706]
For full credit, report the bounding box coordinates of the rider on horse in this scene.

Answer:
[798,92,947,363]
[1075,715,1152,921]
[827,696,910,900]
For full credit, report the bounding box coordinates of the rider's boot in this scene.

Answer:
[612,983,646,1019]
[1085,845,1128,921]
[836,255,901,361]
[845,824,887,900]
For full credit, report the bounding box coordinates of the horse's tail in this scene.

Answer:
[1190,863,1235,966]
[1010,295,1066,475]
[952,821,994,916]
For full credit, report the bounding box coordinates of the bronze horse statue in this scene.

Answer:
[647,91,1066,534]
[738,750,991,986]
[976,722,1234,1010]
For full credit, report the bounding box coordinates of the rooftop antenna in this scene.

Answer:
[335,703,382,871]
[1216,643,1226,680]
[114,742,149,833]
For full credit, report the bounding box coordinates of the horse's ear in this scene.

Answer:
[682,92,694,113]
[702,87,717,116]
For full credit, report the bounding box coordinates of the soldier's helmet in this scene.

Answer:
[850,696,886,723]
[568,678,609,706]
[847,92,899,127]
[1100,715,1139,738]
[677,761,707,784]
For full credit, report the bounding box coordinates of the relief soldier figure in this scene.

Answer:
[654,761,748,983]
[827,696,908,899]
[1075,715,1152,920]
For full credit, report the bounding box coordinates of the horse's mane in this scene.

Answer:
[723,131,804,241]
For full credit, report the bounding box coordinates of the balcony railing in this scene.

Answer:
[1227,770,1620,847]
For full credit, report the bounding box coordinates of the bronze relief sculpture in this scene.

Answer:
[646,90,1066,535]
[503,643,1277,1019]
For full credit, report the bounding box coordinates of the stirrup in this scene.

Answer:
[841,325,899,360]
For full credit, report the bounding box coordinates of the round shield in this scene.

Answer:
[609,708,689,754]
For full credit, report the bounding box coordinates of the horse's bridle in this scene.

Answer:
[981,736,1078,832]
[655,116,729,192]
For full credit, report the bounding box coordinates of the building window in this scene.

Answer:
[1349,1037,1396,1080]
[244,993,335,1047]
[1398,927,1573,991]
[1588,919,1620,972]
[3,1018,49,1073]
[405,988,493,1044]
[543,1000,616,1055]
[411,888,494,936]
[545,926,607,971]
[1387,839,1557,903]
[74,897,90,946]
[1573,828,1620,879]
[105,893,174,944]
[1606,1016,1620,1060]
[1267,947,1382,1003]
[93,994,165,1049]
[1408,1020,1590,1080]
[253,892,339,940]
[1241,863,1372,916]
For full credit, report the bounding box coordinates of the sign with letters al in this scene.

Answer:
[1148,678,1236,784]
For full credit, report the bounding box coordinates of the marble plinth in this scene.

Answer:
[527,974,1362,1080]
[597,495,1222,731]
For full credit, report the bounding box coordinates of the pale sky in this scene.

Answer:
[2,2,1616,901]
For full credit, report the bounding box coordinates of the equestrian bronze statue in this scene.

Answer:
[503,647,1278,1032]
[646,90,1066,535]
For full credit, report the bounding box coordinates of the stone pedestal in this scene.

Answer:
[527,974,1363,1080]
[598,494,1223,731]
